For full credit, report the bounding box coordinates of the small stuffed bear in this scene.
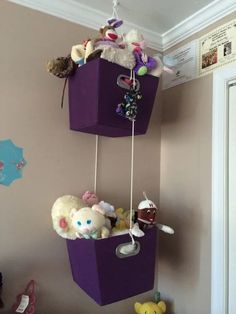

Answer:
[134,301,166,314]
[70,205,110,239]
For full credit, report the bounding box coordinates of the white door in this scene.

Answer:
[228,82,236,314]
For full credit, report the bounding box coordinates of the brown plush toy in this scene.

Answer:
[46,55,76,78]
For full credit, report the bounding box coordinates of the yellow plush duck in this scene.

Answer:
[134,301,166,314]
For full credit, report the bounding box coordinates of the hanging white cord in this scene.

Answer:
[129,119,135,245]
[111,0,119,19]
[94,135,99,194]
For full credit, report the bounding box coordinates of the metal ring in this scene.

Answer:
[115,241,140,258]
[117,74,140,91]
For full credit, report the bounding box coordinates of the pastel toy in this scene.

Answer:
[99,201,115,217]
[124,29,157,76]
[112,208,130,234]
[149,54,175,77]
[134,301,166,314]
[70,205,110,239]
[71,40,94,66]
[82,190,99,206]
[51,195,86,239]
[71,44,86,66]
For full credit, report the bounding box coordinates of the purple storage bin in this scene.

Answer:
[68,58,159,137]
[67,227,158,305]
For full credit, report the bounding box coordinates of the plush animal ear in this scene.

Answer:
[134,302,142,313]
[157,301,166,313]
[99,27,104,35]
[70,208,77,219]
[92,205,105,215]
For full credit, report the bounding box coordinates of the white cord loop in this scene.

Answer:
[111,0,119,19]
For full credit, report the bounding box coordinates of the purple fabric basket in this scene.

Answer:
[68,58,159,137]
[66,227,158,305]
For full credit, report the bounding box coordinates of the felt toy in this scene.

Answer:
[112,208,130,234]
[134,301,166,314]
[70,205,110,239]
[51,195,86,239]
[82,192,117,228]
[149,54,175,77]
[86,18,124,63]
[124,29,157,76]
[100,46,136,70]
[82,191,99,206]
[116,86,142,121]
[137,193,174,234]
[46,55,76,78]
[71,40,94,65]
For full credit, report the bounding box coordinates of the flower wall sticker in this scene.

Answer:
[0,139,27,186]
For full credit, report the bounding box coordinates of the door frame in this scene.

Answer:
[211,64,236,314]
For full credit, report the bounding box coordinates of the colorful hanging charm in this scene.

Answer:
[0,139,27,186]
[116,86,142,121]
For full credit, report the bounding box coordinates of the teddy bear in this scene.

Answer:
[70,205,110,239]
[134,301,166,314]
[123,29,157,76]
[51,195,86,239]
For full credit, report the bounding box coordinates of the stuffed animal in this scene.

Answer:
[137,193,174,234]
[82,191,99,206]
[71,40,94,65]
[134,301,166,314]
[51,195,86,239]
[124,29,157,76]
[70,205,110,239]
[46,55,76,78]
[100,46,135,70]
[86,18,125,63]
[149,54,175,77]
[112,208,130,234]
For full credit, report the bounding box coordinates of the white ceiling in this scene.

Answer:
[73,0,215,34]
[9,0,236,50]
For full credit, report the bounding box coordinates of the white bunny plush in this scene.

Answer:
[70,205,110,239]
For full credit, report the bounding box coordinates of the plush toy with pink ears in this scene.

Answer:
[70,205,110,239]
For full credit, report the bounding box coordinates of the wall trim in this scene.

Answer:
[162,0,236,50]
[212,65,236,314]
[9,0,236,51]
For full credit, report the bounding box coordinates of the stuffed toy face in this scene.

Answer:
[70,206,106,237]
[124,29,146,51]
[100,25,118,41]
[138,199,158,225]
[134,301,166,314]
